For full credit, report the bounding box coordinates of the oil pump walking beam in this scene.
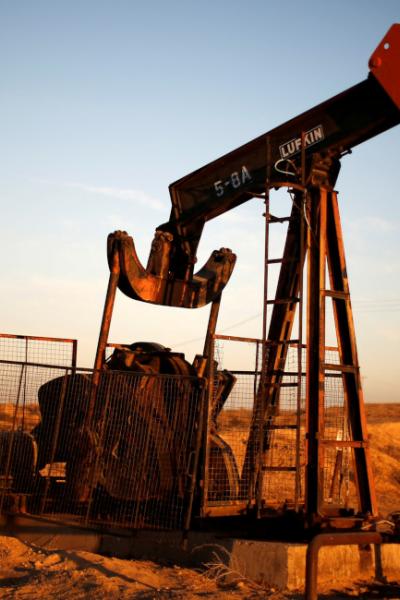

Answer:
[107,24,400,309]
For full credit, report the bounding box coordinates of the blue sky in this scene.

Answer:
[1,1,399,402]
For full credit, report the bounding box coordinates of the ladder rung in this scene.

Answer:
[266,339,300,346]
[246,191,265,198]
[322,290,349,300]
[269,424,298,430]
[267,214,291,223]
[323,362,358,373]
[262,466,297,472]
[266,298,300,305]
[267,382,299,389]
[267,257,297,264]
[271,370,305,376]
[320,440,368,448]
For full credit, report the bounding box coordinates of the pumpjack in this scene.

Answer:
[10,24,398,534]
[92,24,400,530]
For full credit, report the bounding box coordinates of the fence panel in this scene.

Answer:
[0,360,203,530]
[0,334,77,367]
[205,336,356,514]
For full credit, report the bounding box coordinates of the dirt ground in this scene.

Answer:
[0,534,399,599]
[0,402,399,599]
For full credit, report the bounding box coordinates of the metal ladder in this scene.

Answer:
[243,181,307,511]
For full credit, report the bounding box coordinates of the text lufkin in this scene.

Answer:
[279,125,325,159]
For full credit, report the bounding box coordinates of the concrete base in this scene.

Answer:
[1,514,399,590]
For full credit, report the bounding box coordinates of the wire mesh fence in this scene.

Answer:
[0,334,77,367]
[0,334,362,527]
[206,335,358,513]
[0,359,203,530]
[322,354,358,510]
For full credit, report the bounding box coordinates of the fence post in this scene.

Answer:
[39,368,70,514]
[200,334,215,516]
[0,363,26,514]
[182,377,206,545]
[84,371,112,526]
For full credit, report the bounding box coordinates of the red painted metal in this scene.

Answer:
[369,24,400,109]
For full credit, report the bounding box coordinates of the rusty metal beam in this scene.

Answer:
[326,191,377,516]
[86,246,120,428]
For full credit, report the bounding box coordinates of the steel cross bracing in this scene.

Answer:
[244,155,377,524]
[306,181,376,519]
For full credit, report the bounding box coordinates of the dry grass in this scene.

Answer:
[217,404,400,516]
[0,399,399,516]
[0,402,40,431]
[367,420,400,516]
[365,402,400,424]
